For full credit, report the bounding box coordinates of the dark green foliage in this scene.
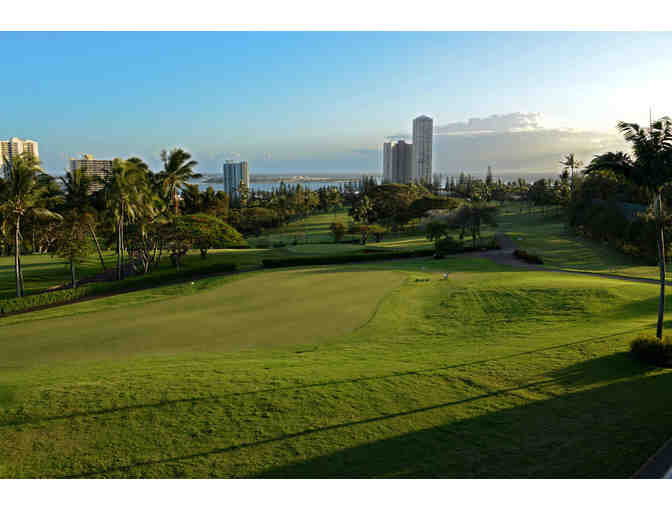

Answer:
[434,236,463,256]
[329,222,346,242]
[513,249,543,264]
[630,334,672,367]
[262,249,435,268]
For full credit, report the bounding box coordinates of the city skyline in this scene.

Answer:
[2,32,672,175]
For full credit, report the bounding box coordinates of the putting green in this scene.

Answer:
[0,267,405,368]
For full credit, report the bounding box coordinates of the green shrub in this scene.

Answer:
[513,249,543,264]
[630,334,672,367]
[262,249,435,268]
[435,237,463,257]
[272,241,286,248]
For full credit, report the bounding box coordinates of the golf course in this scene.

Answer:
[1,205,671,477]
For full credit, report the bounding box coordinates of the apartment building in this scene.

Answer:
[1,137,39,177]
[222,160,250,198]
[69,154,113,193]
[382,140,413,184]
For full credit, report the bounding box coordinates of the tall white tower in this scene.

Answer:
[412,115,433,183]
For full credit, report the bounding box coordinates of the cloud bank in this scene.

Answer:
[388,112,627,177]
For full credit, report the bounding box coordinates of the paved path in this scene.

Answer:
[471,233,670,287]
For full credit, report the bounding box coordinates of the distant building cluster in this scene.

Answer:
[222,160,250,198]
[382,115,433,184]
[1,137,39,178]
[69,154,113,193]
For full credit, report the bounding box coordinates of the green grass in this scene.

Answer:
[1,255,671,478]
[499,203,666,280]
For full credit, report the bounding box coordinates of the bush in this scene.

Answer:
[262,248,435,268]
[513,249,543,264]
[435,237,463,257]
[255,239,271,248]
[272,241,286,248]
[630,334,672,367]
[0,262,238,316]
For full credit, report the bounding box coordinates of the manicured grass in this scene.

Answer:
[499,203,666,280]
[0,256,671,478]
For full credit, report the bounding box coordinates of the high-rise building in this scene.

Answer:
[382,142,392,182]
[391,140,413,184]
[69,154,113,193]
[1,137,39,177]
[412,115,433,183]
[222,160,250,198]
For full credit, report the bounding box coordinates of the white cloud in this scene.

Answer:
[436,112,544,135]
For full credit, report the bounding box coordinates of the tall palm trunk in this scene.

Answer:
[14,215,22,298]
[70,260,77,289]
[117,205,124,281]
[88,222,106,271]
[656,192,666,339]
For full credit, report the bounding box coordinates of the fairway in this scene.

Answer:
[1,256,672,478]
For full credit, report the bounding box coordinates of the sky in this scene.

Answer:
[2,31,671,177]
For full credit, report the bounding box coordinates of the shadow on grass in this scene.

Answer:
[68,356,672,478]
[544,351,655,387]
[255,368,672,478]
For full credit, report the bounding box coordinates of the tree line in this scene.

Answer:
[0,148,346,298]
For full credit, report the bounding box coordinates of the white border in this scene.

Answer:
[2,0,672,30]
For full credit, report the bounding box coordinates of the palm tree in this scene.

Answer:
[586,117,672,338]
[160,148,201,216]
[560,153,583,193]
[60,167,107,271]
[104,158,154,280]
[0,153,61,297]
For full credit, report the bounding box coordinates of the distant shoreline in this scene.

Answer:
[201,174,368,184]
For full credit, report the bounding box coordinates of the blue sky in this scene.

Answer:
[2,31,671,176]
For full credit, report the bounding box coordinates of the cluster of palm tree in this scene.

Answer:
[0,148,202,297]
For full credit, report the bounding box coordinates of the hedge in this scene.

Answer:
[630,334,672,367]
[513,249,543,264]
[0,262,238,315]
[262,248,435,268]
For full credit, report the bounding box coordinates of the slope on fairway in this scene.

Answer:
[1,257,672,478]
[0,267,405,368]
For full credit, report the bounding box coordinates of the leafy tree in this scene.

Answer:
[329,222,346,242]
[586,117,672,338]
[176,214,245,258]
[350,195,373,223]
[369,224,387,242]
[52,211,92,288]
[0,154,61,297]
[450,203,498,249]
[60,167,107,270]
[425,220,450,241]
